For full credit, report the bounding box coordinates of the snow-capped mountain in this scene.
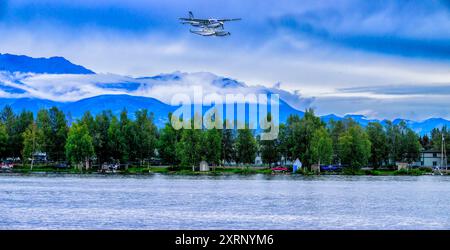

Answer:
[0,53,94,74]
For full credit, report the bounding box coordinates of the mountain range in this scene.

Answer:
[0,53,94,74]
[0,53,449,135]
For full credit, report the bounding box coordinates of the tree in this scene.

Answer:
[107,116,126,162]
[403,129,421,163]
[36,109,52,156]
[1,107,34,158]
[93,111,113,163]
[311,127,333,166]
[221,120,236,164]
[366,122,388,168]
[431,127,450,155]
[420,135,432,150]
[328,119,345,160]
[291,109,325,169]
[65,122,94,170]
[338,125,371,172]
[278,123,289,165]
[279,115,301,163]
[261,137,280,166]
[0,105,14,124]
[134,109,158,164]
[22,123,41,168]
[260,114,280,166]
[385,120,402,163]
[176,123,203,169]
[158,113,181,166]
[18,109,57,165]
[48,107,68,161]
[204,128,222,166]
[0,122,9,159]
[119,109,135,163]
[384,120,423,164]
[81,111,95,135]
[235,125,257,165]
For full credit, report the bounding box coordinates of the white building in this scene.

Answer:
[199,161,210,172]
[254,153,263,166]
[416,149,448,168]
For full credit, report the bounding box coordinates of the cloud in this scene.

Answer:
[270,0,450,60]
[311,95,450,121]
[1,71,313,110]
[339,84,450,96]
[1,0,450,120]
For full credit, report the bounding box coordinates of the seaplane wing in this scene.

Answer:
[217,18,242,22]
[179,11,209,23]
[179,12,241,28]
[179,17,210,24]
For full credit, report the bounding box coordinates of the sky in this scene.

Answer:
[1,0,450,121]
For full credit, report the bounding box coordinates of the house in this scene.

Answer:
[32,152,47,163]
[199,161,210,172]
[254,153,263,166]
[293,159,302,173]
[416,149,448,168]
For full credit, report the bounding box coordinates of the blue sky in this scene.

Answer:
[1,0,450,120]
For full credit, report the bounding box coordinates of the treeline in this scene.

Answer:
[0,106,446,171]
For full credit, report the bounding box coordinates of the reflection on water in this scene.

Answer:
[0,174,449,229]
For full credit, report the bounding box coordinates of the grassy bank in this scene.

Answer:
[0,164,441,176]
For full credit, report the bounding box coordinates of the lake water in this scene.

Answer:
[0,174,449,229]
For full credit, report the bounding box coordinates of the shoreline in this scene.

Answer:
[0,166,443,177]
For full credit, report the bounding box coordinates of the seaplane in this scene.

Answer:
[179,11,241,37]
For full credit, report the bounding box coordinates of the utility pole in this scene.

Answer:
[30,125,36,171]
[441,134,444,171]
[443,134,447,172]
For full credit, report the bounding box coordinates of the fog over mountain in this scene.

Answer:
[0,53,448,135]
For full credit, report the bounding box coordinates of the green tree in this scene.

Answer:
[22,123,41,167]
[81,111,96,135]
[93,110,113,163]
[403,129,421,163]
[278,123,289,165]
[107,116,126,162]
[36,109,52,156]
[338,125,371,172]
[0,122,9,159]
[385,120,402,163]
[366,122,389,168]
[176,122,203,169]
[386,121,421,163]
[431,127,450,155]
[0,107,34,158]
[0,105,14,124]
[134,109,158,164]
[281,114,301,162]
[311,127,333,166]
[158,113,181,165]
[291,109,325,169]
[204,128,222,166]
[221,120,236,164]
[260,114,280,166]
[118,109,133,163]
[65,122,95,169]
[49,107,68,161]
[236,125,257,165]
[420,135,432,150]
[328,118,357,163]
